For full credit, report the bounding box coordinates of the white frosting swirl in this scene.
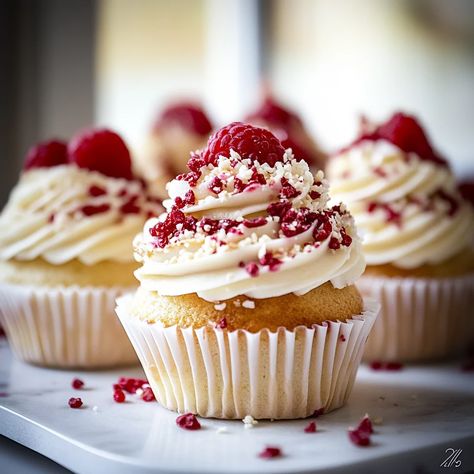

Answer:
[327,140,474,268]
[134,151,365,301]
[0,165,162,265]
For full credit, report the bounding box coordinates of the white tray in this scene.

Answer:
[1,337,473,474]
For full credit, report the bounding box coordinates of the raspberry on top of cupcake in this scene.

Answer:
[246,95,326,170]
[0,129,162,267]
[137,102,213,197]
[134,122,365,305]
[327,112,474,274]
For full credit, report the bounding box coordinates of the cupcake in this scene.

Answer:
[0,129,162,368]
[136,103,213,198]
[246,95,326,171]
[116,122,377,419]
[327,112,474,362]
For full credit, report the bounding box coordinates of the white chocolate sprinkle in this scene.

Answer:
[214,302,226,311]
[242,300,255,309]
[243,415,258,428]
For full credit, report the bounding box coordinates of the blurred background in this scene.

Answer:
[1,0,474,205]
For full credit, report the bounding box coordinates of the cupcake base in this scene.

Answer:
[358,274,474,363]
[0,283,138,369]
[116,295,378,419]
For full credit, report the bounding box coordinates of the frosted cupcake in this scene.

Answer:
[136,103,213,198]
[116,122,378,419]
[0,129,162,368]
[246,95,326,170]
[327,112,474,362]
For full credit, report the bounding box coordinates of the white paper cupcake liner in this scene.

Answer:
[357,274,474,362]
[116,296,378,419]
[0,282,138,369]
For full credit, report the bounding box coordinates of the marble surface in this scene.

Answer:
[0,336,473,474]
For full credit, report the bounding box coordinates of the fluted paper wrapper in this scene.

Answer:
[117,296,378,419]
[0,283,137,369]
[358,274,474,362]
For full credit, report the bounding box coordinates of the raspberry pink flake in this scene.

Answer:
[68,397,83,409]
[176,413,201,430]
[243,262,259,277]
[258,446,282,459]
[279,177,300,199]
[304,421,317,433]
[72,378,84,389]
[216,318,228,329]
[88,185,107,197]
[243,217,267,228]
[80,203,111,216]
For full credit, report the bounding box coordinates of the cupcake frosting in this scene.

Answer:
[134,149,365,301]
[327,123,474,269]
[0,165,161,265]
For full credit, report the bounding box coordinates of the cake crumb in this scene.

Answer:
[243,415,258,428]
[214,302,226,311]
[233,299,241,307]
[216,427,228,434]
[373,416,383,425]
[242,300,255,309]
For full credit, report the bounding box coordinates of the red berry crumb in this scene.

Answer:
[68,129,133,180]
[141,387,156,402]
[202,122,285,167]
[68,397,83,409]
[88,185,107,197]
[244,262,259,277]
[304,421,317,433]
[216,317,228,329]
[176,413,201,430]
[24,140,68,170]
[370,361,404,371]
[113,389,126,403]
[258,446,282,459]
[72,378,84,390]
[115,377,148,394]
[357,415,374,435]
[80,204,111,216]
[312,407,324,417]
[348,427,371,447]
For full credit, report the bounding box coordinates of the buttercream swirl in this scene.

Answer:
[0,165,162,265]
[327,140,474,268]
[134,150,365,301]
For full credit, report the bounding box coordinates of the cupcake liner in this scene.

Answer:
[357,274,474,362]
[0,282,138,369]
[116,296,378,419]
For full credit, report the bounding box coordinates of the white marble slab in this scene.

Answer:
[0,336,473,474]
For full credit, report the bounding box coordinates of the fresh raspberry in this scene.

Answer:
[347,112,446,166]
[24,140,68,170]
[246,97,302,130]
[155,103,213,136]
[68,129,133,180]
[202,122,285,167]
